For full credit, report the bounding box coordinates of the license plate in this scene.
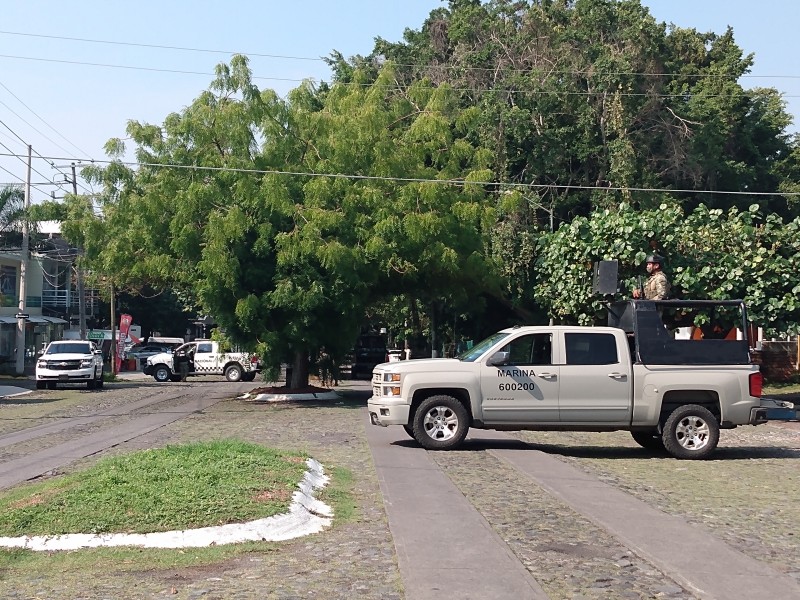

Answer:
[58,374,69,381]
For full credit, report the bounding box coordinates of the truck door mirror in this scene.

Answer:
[487,351,510,366]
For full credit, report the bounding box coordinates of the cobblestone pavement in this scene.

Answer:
[509,426,800,578]
[1,380,404,600]
[430,449,699,599]
[1,379,799,599]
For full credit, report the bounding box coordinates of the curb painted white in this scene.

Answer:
[239,390,340,402]
[0,458,333,551]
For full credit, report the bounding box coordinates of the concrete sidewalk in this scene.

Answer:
[366,422,549,600]
[366,420,800,600]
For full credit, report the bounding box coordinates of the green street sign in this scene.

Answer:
[87,331,105,340]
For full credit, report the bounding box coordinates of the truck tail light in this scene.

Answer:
[749,371,763,398]
[250,355,259,365]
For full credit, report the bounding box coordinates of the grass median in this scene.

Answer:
[0,439,310,537]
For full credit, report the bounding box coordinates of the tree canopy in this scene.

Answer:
[35,0,800,385]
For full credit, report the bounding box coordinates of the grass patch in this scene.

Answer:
[0,440,308,537]
[0,444,357,577]
[764,382,800,396]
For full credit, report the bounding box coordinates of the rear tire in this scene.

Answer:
[225,364,243,382]
[241,372,256,382]
[412,395,469,450]
[631,430,665,452]
[662,404,720,460]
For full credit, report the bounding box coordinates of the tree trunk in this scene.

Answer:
[290,350,309,389]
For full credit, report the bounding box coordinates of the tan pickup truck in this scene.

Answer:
[368,299,789,459]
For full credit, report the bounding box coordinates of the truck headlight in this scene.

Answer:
[37,360,46,369]
[383,373,401,382]
[80,359,93,367]
[383,386,401,397]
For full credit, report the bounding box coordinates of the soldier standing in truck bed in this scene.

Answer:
[632,254,670,300]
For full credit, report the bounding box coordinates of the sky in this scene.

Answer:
[1,0,798,205]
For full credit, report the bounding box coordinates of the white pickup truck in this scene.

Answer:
[144,340,260,383]
[368,300,789,459]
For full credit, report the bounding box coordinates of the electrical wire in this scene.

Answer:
[1,29,799,80]
[1,150,797,197]
[0,142,58,198]
[0,53,798,100]
[0,82,91,158]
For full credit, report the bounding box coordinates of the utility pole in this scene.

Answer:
[15,145,32,375]
[110,281,117,375]
[70,163,87,340]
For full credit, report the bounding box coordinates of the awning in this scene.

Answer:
[0,315,68,324]
[42,316,68,324]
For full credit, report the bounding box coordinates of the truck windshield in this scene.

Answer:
[457,332,512,362]
[46,343,92,355]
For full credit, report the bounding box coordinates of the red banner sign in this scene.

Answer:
[115,313,133,373]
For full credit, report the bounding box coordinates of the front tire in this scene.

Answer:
[631,430,665,452]
[153,365,172,382]
[35,380,45,390]
[225,364,243,382]
[412,395,469,450]
[662,404,720,460]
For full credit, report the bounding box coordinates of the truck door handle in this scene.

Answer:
[537,372,557,379]
[607,372,627,380]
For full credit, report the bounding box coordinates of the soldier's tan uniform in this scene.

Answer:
[643,270,670,300]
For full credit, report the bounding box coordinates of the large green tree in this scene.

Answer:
[348,0,797,218]
[58,57,503,385]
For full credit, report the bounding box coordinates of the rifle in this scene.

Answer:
[637,275,644,299]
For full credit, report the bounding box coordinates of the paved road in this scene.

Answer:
[366,423,800,600]
[2,377,799,600]
[0,375,252,490]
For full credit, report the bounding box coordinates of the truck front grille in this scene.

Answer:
[41,360,83,370]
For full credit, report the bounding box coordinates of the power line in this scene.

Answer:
[1,150,797,197]
[0,81,92,158]
[0,97,76,157]
[1,29,799,80]
[0,133,71,198]
[2,52,798,101]
[0,53,309,85]
[0,118,93,195]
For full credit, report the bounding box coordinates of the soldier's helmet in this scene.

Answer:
[645,254,664,264]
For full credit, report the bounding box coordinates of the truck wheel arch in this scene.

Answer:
[659,390,721,428]
[410,388,472,422]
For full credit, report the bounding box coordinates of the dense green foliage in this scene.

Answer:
[33,1,800,383]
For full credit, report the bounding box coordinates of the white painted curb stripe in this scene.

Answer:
[0,458,332,551]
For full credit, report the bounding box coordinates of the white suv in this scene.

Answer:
[36,340,105,390]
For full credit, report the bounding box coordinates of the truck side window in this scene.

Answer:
[565,333,618,365]
[505,334,552,366]
[197,343,213,354]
